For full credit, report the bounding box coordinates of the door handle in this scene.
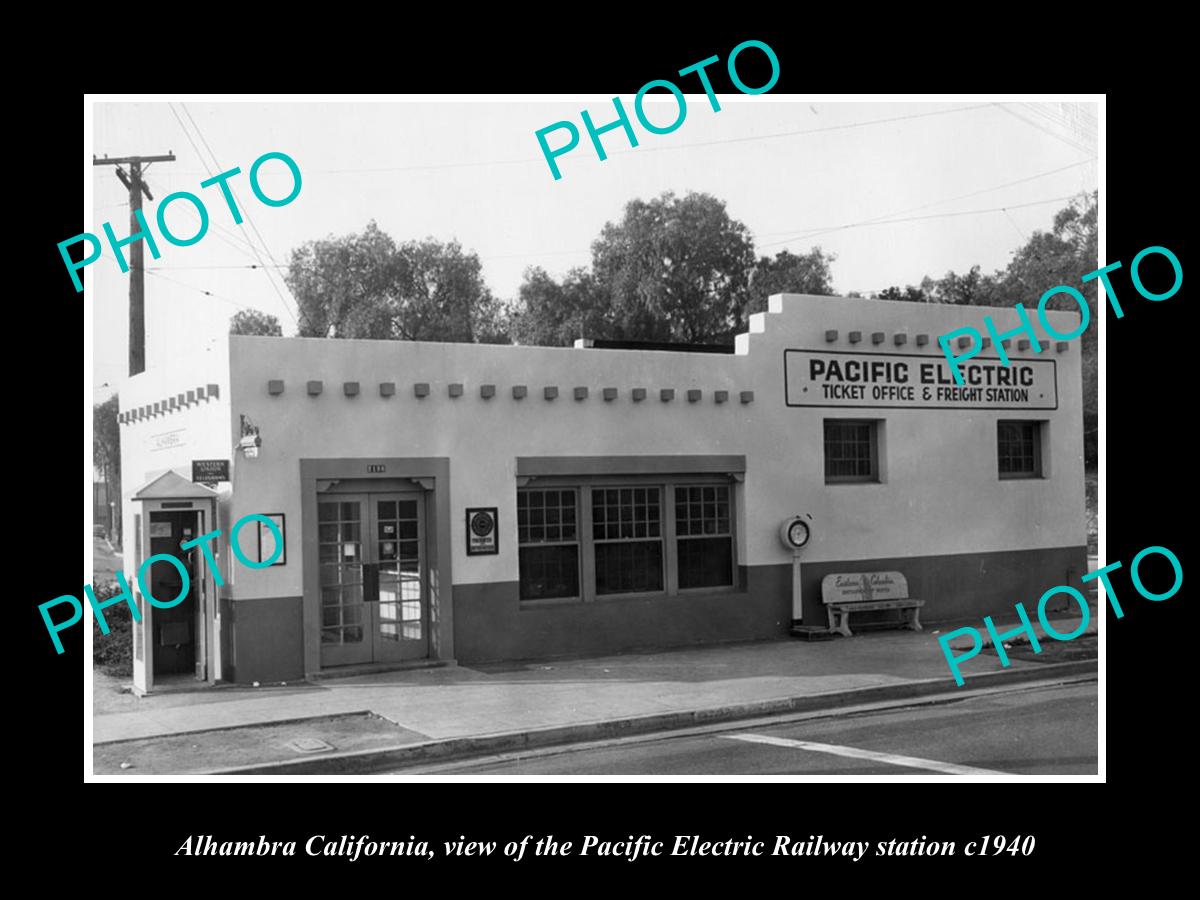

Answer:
[363,563,379,602]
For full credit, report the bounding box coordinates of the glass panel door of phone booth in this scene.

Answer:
[130,471,220,696]
[318,491,427,667]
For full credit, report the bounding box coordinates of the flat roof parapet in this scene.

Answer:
[573,337,735,355]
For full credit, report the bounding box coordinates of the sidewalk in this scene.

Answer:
[92,604,1098,774]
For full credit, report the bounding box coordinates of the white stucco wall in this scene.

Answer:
[117,341,234,578]
[221,293,1086,601]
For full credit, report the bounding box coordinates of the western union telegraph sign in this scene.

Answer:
[784,350,1058,410]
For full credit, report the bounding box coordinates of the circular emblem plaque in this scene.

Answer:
[470,511,494,537]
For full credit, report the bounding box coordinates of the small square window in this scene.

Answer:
[998,421,1044,479]
[824,420,880,483]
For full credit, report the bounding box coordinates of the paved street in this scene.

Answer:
[401,681,1097,775]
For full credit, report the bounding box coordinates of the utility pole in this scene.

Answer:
[93,153,175,376]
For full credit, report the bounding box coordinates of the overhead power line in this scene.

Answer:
[755,157,1095,244]
[1019,102,1098,146]
[313,103,996,175]
[995,103,1094,156]
[179,102,301,328]
[166,103,278,262]
[752,193,1085,251]
[166,102,301,330]
[145,191,1085,276]
[145,267,253,310]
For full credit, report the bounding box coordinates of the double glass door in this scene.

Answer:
[318,492,426,667]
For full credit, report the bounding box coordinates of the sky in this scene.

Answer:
[90,98,1098,399]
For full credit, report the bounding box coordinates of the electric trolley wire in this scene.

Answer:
[181,105,293,269]
[144,267,254,310]
[140,191,1088,275]
[97,104,1001,181]
[1002,208,1029,242]
[163,104,281,265]
[139,157,1096,272]
[755,157,1095,244]
[129,105,1094,304]
[1019,102,1098,145]
[756,194,1083,251]
[117,104,1095,181]
[179,102,301,328]
[160,112,276,260]
[995,103,1094,156]
[166,102,301,329]
[118,117,266,270]
[311,103,998,175]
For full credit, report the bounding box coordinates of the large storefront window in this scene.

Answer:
[675,485,733,589]
[593,487,663,595]
[517,489,580,600]
[517,477,737,602]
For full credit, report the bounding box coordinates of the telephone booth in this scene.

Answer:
[130,471,221,695]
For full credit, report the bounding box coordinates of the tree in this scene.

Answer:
[747,248,837,314]
[924,264,1002,306]
[507,192,759,346]
[992,192,1098,465]
[284,221,507,344]
[508,267,607,347]
[998,193,1097,303]
[229,309,283,336]
[589,191,758,344]
[94,395,121,547]
[860,193,1098,466]
[877,285,929,303]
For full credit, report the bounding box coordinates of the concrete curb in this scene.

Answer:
[94,710,380,745]
[202,659,1097,776]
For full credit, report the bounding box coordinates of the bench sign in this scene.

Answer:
[823,572,908,602]
[821,572,922,637]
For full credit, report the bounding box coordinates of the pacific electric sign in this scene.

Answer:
[784,350,1058,410]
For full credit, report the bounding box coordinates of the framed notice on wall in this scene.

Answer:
[256,513,286,566]
[192,458,230,484]
[465,507,499,556]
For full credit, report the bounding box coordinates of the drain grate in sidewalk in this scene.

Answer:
[94,712,429,775]
[287,737,335,753]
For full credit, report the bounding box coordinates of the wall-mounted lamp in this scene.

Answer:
[239,414,262,457]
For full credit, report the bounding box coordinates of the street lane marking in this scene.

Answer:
[724,733,1008,775]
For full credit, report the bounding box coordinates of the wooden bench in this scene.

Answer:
[821,571,923,637]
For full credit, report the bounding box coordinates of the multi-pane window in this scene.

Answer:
[517,478,737,603]
[375,499,421,641]
[592,487,663,595]
[998,421,1043,478]
[824,420,879,483]
[675,485,733,589]
[517,489,580,600]
[318,501,364,644]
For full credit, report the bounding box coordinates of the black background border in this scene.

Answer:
[21,23,1188,884]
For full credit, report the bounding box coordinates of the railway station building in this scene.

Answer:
[117,293,1087,693]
